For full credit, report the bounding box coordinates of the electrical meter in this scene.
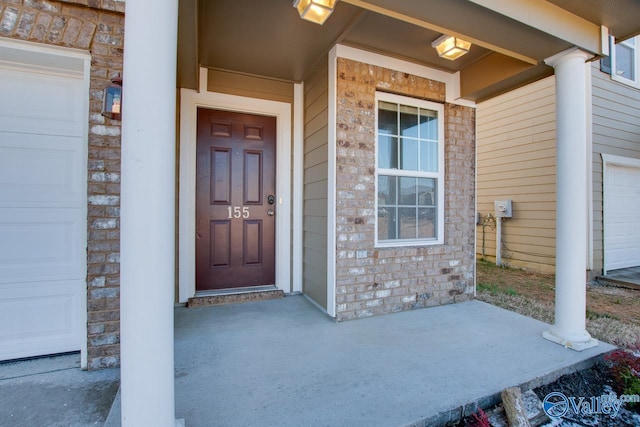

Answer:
[494,200,512,218]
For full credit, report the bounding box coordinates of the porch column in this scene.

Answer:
[120,0,180,426]
[542,48,598,351]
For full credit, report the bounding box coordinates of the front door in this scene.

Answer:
[196,109,276,290]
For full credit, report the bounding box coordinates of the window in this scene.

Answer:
[610,35,639,87]
[375,92,444,247]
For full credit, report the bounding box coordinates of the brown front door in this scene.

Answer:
[196,108,276,291]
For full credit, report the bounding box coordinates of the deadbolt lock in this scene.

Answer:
[267,195,275,205]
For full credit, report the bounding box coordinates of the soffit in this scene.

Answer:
[197,0,364,82]
[546,0,640,41]
[340,12,490,73]
[188,0,640,101]
[347,0,573,62]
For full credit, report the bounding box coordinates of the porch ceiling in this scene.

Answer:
[178,0,640,101]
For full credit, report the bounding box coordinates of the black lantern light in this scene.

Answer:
[102,74,122,120]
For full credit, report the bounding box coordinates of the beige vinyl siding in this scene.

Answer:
[207,69,294,104]
[302,58,329,309]
[591,62,640,274]
[476,76,557,273]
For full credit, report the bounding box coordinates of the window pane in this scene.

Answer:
[398,207,417,239]
[615,43,635,80]
[375,95,443,244]
[400,138,418,170]
[378,206,397,240]
[419,141,438,172]
[417,178,436,206]
[419,110,438,140]
[400,105,419,138]
[378,175,397,206]
[399,177,417,205]
[378,101,398,135]
[378,136,398,169]
[418,207,436,239]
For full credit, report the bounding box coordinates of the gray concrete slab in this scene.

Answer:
[0,353,119,427]
[5,296,614,427]
[170,296,615,427]
[599,266,640,288]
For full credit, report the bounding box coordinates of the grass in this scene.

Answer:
[478,282,517,296]
[475,260,640,350]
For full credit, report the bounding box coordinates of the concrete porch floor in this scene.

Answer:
[145,295,612,426]
[1,296,617,427]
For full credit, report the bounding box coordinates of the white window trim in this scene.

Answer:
[374,92,445,247]
[610,35,639,88]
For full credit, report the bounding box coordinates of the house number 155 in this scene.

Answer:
[228,206,250,219]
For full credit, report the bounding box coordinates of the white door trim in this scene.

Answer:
[178,79,292,302]
[293,83,304,293]
[0,38,90,368]
[327,47,338,318]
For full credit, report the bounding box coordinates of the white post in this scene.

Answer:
[120,0,181,425]
[496,217,502,266]
[543,48,597,351]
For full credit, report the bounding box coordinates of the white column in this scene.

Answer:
[495,217,502,266]
[120,0,181,426]
[543,48,597,351]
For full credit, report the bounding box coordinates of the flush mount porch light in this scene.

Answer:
[101,74,122,120]
[293,0,338,25]
[431,35,471,60]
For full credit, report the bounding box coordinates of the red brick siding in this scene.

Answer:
[0,0,123,369]
[334,58,476,321]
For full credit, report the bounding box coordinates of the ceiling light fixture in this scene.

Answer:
[432,35,471,60]
[293,0,338,25]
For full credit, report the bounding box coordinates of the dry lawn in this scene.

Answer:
[476,260,640,349]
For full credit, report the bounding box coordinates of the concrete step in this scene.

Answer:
[187,285,284,307]
[421,351,610,426]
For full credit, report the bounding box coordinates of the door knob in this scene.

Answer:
[267,209,275,217]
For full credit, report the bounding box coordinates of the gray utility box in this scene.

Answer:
[494,200,513,218]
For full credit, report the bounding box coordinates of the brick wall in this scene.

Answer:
[334,58,476,321]
[0,0,123,369]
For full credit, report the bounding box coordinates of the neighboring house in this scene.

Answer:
[2,1,640,423]
[476,34,640,280]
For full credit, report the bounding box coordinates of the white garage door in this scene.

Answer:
[604,161,640,272]
[0,41,89,361]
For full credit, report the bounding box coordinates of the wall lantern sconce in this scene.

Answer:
[431,35,472,60]
[293,0,338,25]
[101,74,122,120]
